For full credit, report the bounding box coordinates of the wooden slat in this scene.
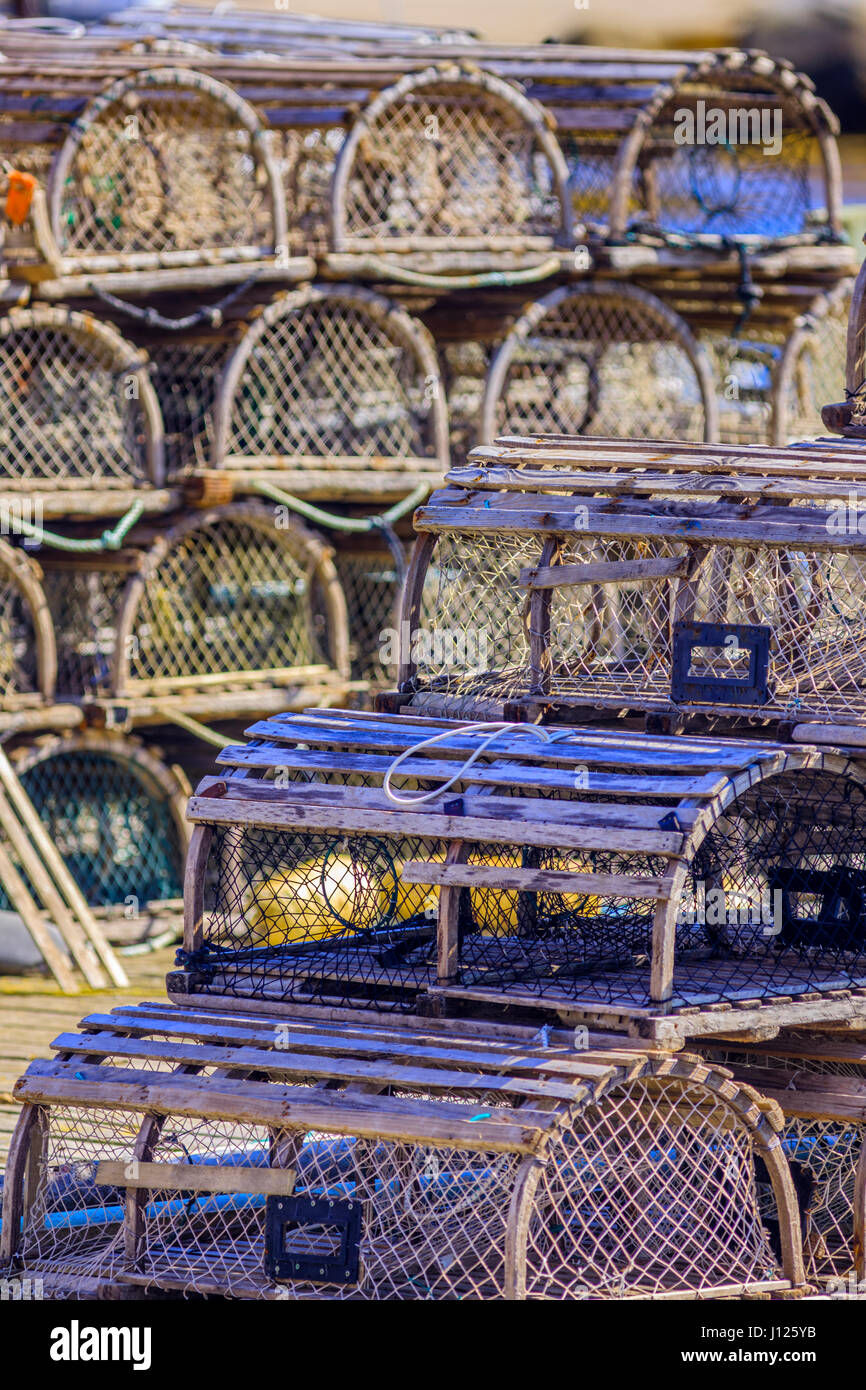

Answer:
[400,861,668,899]
[94,1160,298,1196]
[187,790,686,856]
[454,466,866,505]
[15,1062,558,1153]
[519,557,689,588]
[47,1031,588,1102]
[214,744,731,799]
[415,500,862,551]
[69,1007,635,1079]
[242,715,779,771]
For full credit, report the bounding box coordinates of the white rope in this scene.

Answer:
[383,721,551,806]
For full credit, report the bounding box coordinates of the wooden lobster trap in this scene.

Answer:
[480,282,717,446]
[699,1034,866,1293]
[563,48,842,251]
[328,64,573,277]
[398,434,866,732]
[3,66,311,297]
[39,502,354,722]
[164,709,866,1043]
[0,306,166,515]
[0,538,56,711]
[208,284,449,499]
[3,730,190,946]
[1,1000,806,1299]
[639,274,855,447]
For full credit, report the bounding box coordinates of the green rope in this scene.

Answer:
[343,255,562,290]
[12,500,145,552]
[251,478,431,535]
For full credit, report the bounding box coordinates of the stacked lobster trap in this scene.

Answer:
[0,31,855,459]
[3,13,866,1300]
[0,1002,805,1301]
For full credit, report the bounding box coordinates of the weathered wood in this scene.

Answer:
[520,557,689,588]
[96,1160,298,1196]
[401,861,668,898]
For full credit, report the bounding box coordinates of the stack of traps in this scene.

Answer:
[5,704,866,1299]
[3,1005,805,1301]
[12,408,866,1300]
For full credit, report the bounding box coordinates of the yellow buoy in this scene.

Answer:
[241,852,437,946]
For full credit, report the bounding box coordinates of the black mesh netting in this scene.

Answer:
[195,824,446,1011]
[452,768,866,1010]
[190,766,866,1012]
[333,545,404,685]
[1,749,184,909]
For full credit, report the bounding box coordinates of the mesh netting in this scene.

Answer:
[42,563,127,698]
[332,542,405,685]
[147,338,230,478]
[196,822,445,1010]
[339,77,564,244]
[443,766,866,1008]
[0,320,151,485]
[0,564,41,700]
[412,528,866,723]
[638,85,818,243]
[0,745,185,909]
[52,76,276,258]
[222,299,438,462]
[15,1069,783,1299]
[280,126,345,256]
[709,1046,865,1283]
[125,515,334,687]
[525,1075,779,1297]
[440,340,493,463]
[195,755,866,1010]
[777,288,852,443]
[485,289,709,443]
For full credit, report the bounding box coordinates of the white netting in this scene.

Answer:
[526,1076,780,1297]
[412,528,866,722]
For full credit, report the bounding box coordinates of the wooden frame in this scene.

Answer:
[400,432,866,729]
[480,280,720,445]
[330,64,573,263]
[39,67,290,288]
[111,502,352,700]
[0,537,57,706]
[171,708,866,1043]
[0,304,165,496]
[8,729,192,936]
[698,1035,866,1288]
[1,999,807,1299]
[210,283,450,488]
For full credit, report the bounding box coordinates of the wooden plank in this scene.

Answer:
[214,744,730,799]
[241,715,776,770]
[0,749,127,987]
[48,1031,587,1102]
[15,1065,554,1154]
[519,557,689,588]
[458,468,866,505]
[416,501,862,551]
[67,1009,621,1080]
[94,1160,298,1196]
[210,777,689,833]
[401,861,668,899]
[187,791,685,856]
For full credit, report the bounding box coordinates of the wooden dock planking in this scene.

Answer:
[0,945,175,1168]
